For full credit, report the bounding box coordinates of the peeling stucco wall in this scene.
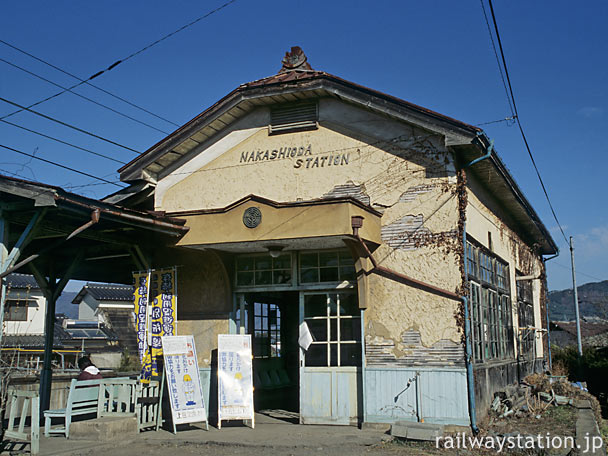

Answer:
[156,98,468,367]
[466,171,547,358]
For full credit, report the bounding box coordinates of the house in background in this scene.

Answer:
[71,282,137,366]
[2,273,77,369]
[3,273,45,336]
[1,275,128,369]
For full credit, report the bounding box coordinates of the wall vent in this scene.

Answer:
[269,101,318,134]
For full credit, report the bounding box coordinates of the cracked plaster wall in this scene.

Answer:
[466,171,546,358]
[157,99,465,363]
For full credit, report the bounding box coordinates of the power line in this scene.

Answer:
[479,0,516,118]
[0,1,237,120]
[550,261,604,283]
[486,0,569,247]
[0,97,140,154]
[0,39,180,127]
[0,118,126,164]
[475,116,516,126]
[0,143,125,187]
[0,57,170,134]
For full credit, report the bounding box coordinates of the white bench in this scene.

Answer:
[4,389,40,454]
[43,379,101,439]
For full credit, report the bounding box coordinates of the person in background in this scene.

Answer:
[77,356,102,380]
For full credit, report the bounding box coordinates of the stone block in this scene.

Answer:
[69,416,137,440]
[391,421,444,441]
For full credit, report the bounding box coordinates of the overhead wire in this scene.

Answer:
[479,0,516,118]
[485,0,569,247]
[0,97,140,154]
[0,143,125,188]
[0,38,180,127]
[1,119,126,164]
[0,0,237,120]
[0,57,170,134]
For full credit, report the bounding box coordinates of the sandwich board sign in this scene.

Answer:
[217,334,254,429]
[161,335,208,431]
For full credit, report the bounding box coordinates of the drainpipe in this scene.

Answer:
[460,134,494,434]
[462,223,479,434]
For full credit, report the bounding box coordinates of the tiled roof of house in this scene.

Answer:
[5,273,39,290]
[2,325,71,348]
[72,283,134,304]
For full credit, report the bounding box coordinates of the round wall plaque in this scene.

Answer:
[243,207,262,228]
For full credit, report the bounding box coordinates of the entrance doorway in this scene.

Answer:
[299,292,362,425]
[236,291,299,413]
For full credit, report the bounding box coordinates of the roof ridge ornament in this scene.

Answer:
[279,46,313,73]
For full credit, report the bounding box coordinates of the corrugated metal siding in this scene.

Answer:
[365,367,468,425]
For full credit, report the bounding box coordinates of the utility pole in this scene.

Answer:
[570,236,583,356]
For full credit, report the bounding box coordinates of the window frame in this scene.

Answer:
[303,292,361,368]
[466,239,513,363]
[235,253,294,288]
[4,299,28,322]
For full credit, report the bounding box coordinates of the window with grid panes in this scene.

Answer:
[467,240,513,362]
[517,278,535,359]
[236,254,292,287]
[469,282,482,361]
[4,300,27,321]
[467,243,478,277]
[303,293,361,367]
[252,302,281,358]
[300,250,356,284]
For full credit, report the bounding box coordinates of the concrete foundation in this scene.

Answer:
[69,416,137,440]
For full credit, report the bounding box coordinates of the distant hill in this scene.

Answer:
[548,280,608,321]
[55,291,79,319]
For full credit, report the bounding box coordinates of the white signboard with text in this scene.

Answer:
[161,335,207,426]
[217,334,254,428]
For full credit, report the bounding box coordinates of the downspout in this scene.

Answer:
[460,133,494,434]
[462,223,479,434]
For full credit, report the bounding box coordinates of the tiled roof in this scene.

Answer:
[3,325,70,348]
[5,273,39,290]
[72,283,134,304]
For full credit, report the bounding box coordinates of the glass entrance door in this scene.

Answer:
[299,292,362,425]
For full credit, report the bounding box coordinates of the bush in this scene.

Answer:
[118,348,140,372]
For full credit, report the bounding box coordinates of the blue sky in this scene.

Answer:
[1,1,606,292]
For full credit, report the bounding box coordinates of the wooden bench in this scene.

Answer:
[98,378,137,417]
[4,389,39,454]
[43,379,101,438]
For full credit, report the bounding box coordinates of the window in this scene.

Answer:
[470,282,482,361]
[466,243,478,277]
[269,102,318,134]
[4,300,27,321]
[467,239,513,362]
[303,293,361,367]
[517,278,535,359]
[236,254,292,287]
[252,302,281,358]
[300,250,356,284]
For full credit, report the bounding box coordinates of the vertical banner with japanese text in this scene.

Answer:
[217,334,254,428]
[134,268,177,383]
[148,268,178,378]
[133,272,150,363]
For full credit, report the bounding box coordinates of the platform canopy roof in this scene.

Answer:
[0,174,188,284]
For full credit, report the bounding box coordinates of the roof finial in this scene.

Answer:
[279,46,313,73]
